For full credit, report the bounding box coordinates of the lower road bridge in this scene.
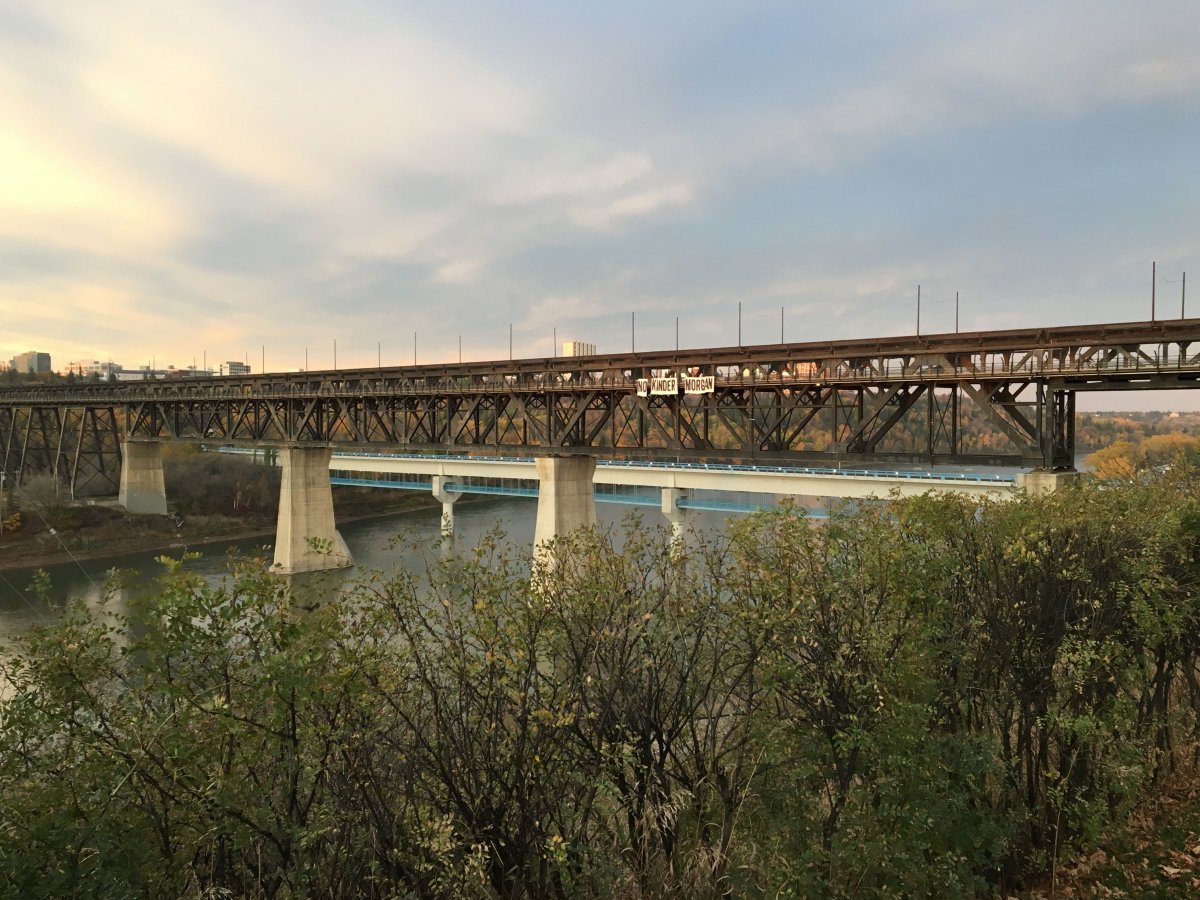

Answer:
[2,318,1194,571]
[316,450,1020,544]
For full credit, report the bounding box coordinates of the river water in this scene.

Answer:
[0,497,734,643]
[0,456,1061,643]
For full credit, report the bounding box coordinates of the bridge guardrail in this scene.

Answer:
[4,351,1200,404]
[259,447,1016,484]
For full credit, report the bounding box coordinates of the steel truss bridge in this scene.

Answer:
[3,318,1200,498]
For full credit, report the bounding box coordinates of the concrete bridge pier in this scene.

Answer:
[533,455,597,562]
[431,475,462,544]
[118,441,168,515]
[1016,469,1079,495]
[272,446,352,575]
[661,486,688,547]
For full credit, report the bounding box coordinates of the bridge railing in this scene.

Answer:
[3,348,1200,404]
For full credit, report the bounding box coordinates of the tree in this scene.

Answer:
[1087,432,1200,480]
[5,471,1200,896]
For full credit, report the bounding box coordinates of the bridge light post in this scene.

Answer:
[1152,261,1157,322]
[1163,271,1188,319]
[916,284,921,336]
[956,291,960,333]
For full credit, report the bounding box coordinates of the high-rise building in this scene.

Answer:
[220,361,252,376]
[10,351,51,374]
[562,340,596,357]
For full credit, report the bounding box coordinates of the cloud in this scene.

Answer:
[723,2,1200,176]
[65,2,534,195]
[570,183,694,230]
[431,259,483,285]
[0,91,185,255]
[488,149,697,234]
[489,152,652,206]
[522,295,603,324]
[932,4,1200,113]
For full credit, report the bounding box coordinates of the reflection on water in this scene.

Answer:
[0,497,735,643]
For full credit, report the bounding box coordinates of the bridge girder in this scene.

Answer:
[0,404,121,497]
[99,380,1067,467]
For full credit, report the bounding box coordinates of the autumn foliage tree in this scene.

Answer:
[1086,431,1200,480]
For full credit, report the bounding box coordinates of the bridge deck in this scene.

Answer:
[1,318,1199,403]
[323,451,1015,501]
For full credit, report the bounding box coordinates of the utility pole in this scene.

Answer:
[305,347,308,371]
[675,316,679,351]
[553,327,557,357]
[260,346,264,374]
[1152,261,1157,321]
[955,291,960,333]
[1183,272,1187,319]
[509,323,513,360]
[781,306,784,343]
[413,332,417,366]
[631,312,636,352]
[377,341,381,368]
[916,285,921,336]
[334,338,337,370]
[738,302,742,347]
[459,335,462,363]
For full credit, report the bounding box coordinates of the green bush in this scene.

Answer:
[2,473,1200,896]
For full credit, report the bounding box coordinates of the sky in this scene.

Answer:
[1,1,1198,409]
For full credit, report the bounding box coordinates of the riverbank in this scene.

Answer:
[0,490,442,572]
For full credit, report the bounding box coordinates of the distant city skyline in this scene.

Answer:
[2,1,1198,410]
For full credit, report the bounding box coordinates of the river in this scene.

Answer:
[1,456,1069,642]
[0,497,734,643]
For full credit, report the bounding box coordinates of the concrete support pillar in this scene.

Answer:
[533,455,597,553]
[1016,469,1079,496]
[271,446,352,575]
[118,441,168,515]
[661,486,688,547]
[431,475,462,542]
